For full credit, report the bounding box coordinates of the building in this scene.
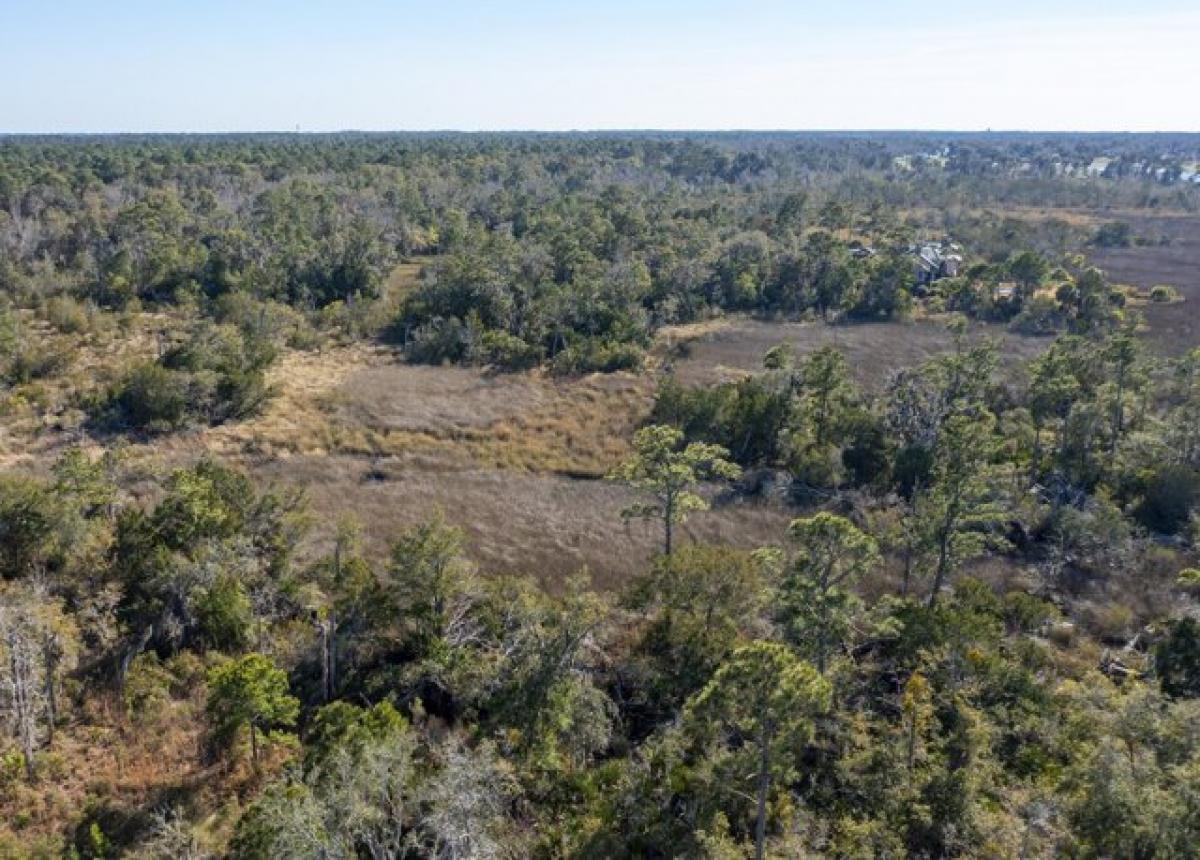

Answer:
[912,241,963,287]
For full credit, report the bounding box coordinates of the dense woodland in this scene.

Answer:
[2,132,1200,857]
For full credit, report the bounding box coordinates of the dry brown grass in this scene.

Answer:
[0,684,267,853]
[0,310,183,469]
[208,347,654,476]
[1084,213,1200,356]
[252,454,793,590]
[659,315,1051,390]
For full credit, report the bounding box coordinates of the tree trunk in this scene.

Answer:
[902,527,914,598]
[119,625,154,691]
[319,617,337,703]
[755,721,772,860]
[9,638,36,780]
[249,721,259,765]
[1030,424,1042,487]
[327,619,336,702]
[927,537,951,608]
[42,635,59,747]
[663,495,674,557]
[927,493,961,608]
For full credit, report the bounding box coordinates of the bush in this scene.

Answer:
[122,653,176,722]
[1157,618,1200,698]
[195,573,253,651]
[1009,295,1065,335]
[407,317,472,365]
[212,291,315,347]
[476,330,544,371]
[100,325,275,432]
[1135,464,1200,535]
[550,338,643,375]
[1092,221,1132,248]
[6,342,70,385]
[43,296,92,334]
[652,376,791,467]
[1149,284,1180,303]
[113,362,190,430]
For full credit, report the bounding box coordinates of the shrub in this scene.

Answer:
[100,324,275,432]
[1156,618,1200,698]
[1003,591,1059,634]
[1009,295,1065,335]
[1135,464,1200,535]
[476,330,544,371]
[6,342,70,385]
[123,653,176,722]
[1149,284,1180,303]
[195,573,253,651]
[212,291,314,347]
[652,376,792,467]
[1092,221,1132,248]
[551,338,643,375]
[407,317,472,365]
[43,296,91,334]
[113,362,190,430]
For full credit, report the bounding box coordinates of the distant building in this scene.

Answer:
[993,282,1018,302]
[912,241,963,287]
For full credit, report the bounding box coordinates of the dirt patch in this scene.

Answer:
[661,316,1052,390]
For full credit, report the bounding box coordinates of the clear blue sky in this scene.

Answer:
[3,0,1195,132]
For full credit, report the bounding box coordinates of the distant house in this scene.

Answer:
[912,241,963,287]
[993,282,1018,302]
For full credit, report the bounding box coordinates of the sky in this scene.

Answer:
[2,0,1196,133]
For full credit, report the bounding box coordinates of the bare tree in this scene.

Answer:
[0,584,78,779]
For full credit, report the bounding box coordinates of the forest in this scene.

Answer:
[1,131,1200,857]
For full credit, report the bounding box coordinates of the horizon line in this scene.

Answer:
[3,128,1200,137]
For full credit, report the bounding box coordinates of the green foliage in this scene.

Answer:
[550,337,644,375]
[476,329,545,370]
[1157,618,1200,698]
[194,573,253,652]
[625,545,770,720]
[100,323,275,432]
[0,476,65,579]
[685,642,831,856]
[377,511,475,659]
[914,411,1009,605]
[206,653,299,762]
[1092,220,1133,248]
[3,135,1200,855]
[1149,283,1180,302]
[609,425,741,555]
[1135,464,1200,534]
[652,375,792,467]
[780,513,880,672]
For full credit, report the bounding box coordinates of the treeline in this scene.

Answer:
[0,135,1192,379]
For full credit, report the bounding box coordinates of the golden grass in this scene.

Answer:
[189,344,654,477]
[383,258,429,298]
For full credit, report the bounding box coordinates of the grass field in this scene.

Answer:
[658,316,1052,389]
[251,454,792,590]
[1085,213,1200,356]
